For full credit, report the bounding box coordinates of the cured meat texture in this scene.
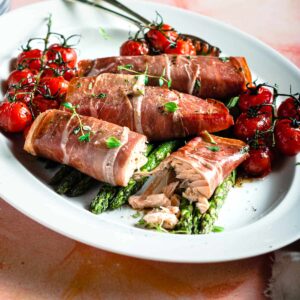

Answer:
[129,134,249,228]
[78,54,252,100]
[65,73,233,141]
[24,110,147,186]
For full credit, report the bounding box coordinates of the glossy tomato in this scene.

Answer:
[146,24,178,52]
[0,101,32,132]
[277,97,300,120]
[16,49,43,72]
[32,95,60,115]
[275,119,300,156]
[5,87,33,104]
[7,69,35,88]
[165,38,196,55]
[120,40,149,56]
[62,68,78,81]
[242,147,273,177]
[238,86,273,114]
[45,44,77,68]
[234,112,272,141]
[38,76,69,99]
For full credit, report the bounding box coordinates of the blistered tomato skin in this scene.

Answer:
[120,40,149,56]
[17,49,43,72]
[275,119,300,156]
[277,97,300,120]
[0,102,32,133]
[7,69,36,88]
[238,87,273,113]
[242,147,272,177]
[234,112,272,141]
[165,39,196,55]
[146,24,178,52]
[46,44,77,68]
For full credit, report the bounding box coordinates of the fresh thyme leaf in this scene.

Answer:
[82,125,92,131]
[212,226,224,232]
[98,27,111,40]
[78,132,91,142]
[164,102,178,113]
[76,82,82,88]
[219,57,229,63]
[106,136,122,149]
[118,64,133,71]
[167,79,172,88]
[96,93,107,99]
[206,145,220,152]
[73,126,80,135]
[61,102,73,110]
[227,96,239,109]
[132,211,141,219]
[158,77,164,87]
[144,76,149,85]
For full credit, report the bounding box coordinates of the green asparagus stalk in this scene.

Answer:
[108,140,182,210]
[90,183,118,214]
[67,176,97,197]
[199,170,236,234]
[174,198,194,234]
[192,205,202,234]
[55,169,85,195]
[49,165,73,186]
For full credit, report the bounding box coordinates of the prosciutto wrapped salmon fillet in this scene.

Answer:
[65,73,233,141]
[78,54,252,100]
[24,110,147,186]
[129,134,249,228]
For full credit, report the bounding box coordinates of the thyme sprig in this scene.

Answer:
[117,64,172,88]
[62,102,92,142]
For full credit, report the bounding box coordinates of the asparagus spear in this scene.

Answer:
[90,183,118,214]
[108,140,182,210]
[192,205,202,234]
[55,169,85,195]
[49,165,73,186]
[67,176,97,197]
[174,198,194,234]
[199,170,236,234]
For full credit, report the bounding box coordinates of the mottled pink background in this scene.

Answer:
[0,0,299,298]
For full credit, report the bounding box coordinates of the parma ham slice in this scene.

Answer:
[129,134,249,214]
[78,54,251,100]
[65,73,233,141]
[24,110,147,186]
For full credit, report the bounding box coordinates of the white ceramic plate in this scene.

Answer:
[0,0,299,263]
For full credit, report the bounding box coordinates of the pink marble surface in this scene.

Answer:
[0,0,299,298]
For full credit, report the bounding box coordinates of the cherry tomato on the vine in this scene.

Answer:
[238,86,273,114]
[165,38,196,55]
[234,112,272,141]
[7,69,35,88]
[277,97,300,120]
[32,95,60,115]
[120,39,149,56]
[16,49,43,72]
[38,76,69,99]
[146,24,178,52]
[0,101,32,132]
[45,44,77,68]
[242,147,273,177]
[275,119,300,156]
[5,87,33,104]
[62,68,78,81]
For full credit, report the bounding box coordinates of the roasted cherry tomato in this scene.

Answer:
[0,101,32,132]
[5,87,32,104]
[146,24,178,52]
[45,44,77,68]
[165,38,196,55]
[16,49,43,72]
[38,76,69,99]
[275,119,300,156]
[234,112,272,141]
[7,69,35,88]
[277,97,300,120]
[32,95,60,115]
[62,68,78,81]
[242,147,273,177]
[120,39,149,56]
[238,86,273,114]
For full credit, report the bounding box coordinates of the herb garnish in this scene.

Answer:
[212,226,224,232]
[62,102,92,142]
[99,27,111,40]
[132,211,141,219]
[219,57,229,63]
[106,136,122,149]
[206,145,220,152]
[226,96,239,109]
[163,101,178,113]
[92,93,107,99]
